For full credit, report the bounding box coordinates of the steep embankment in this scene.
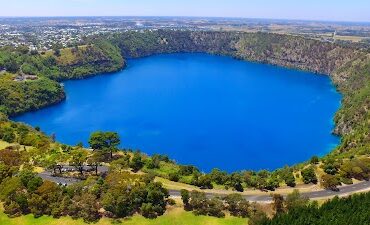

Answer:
[42,40,124,80]
[333,54,370,156]
[0,74,65,116]
[0,40,124,116]
[110,30,359,75]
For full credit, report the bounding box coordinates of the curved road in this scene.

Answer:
[169,180,370,202]
[38,168,370,202]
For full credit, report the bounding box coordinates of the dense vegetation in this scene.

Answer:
[0,119,171,222]
[180,190,250,218]
[42,41,124,80]
[0,74,65,116]
[332,54,370,157]
[0,41,123,116]
[254,192,370,225]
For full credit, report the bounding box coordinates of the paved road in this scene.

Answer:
[38,165,108,185]
[38,168,370,202]
[38,172,81,185]
[170,180,370,202]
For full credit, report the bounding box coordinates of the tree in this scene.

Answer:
[301,166,318,184]
[144,182,169,218]
[224,194,250,218]
[0,177,22,200]
[284,173,296,187]
[186,190,225,218]
[310,156,319,164]
[321,174,340,191]
[3,199,23,217]
[146,154,161,169]
[323,163,338,175]
[188,191,208,215]
[206,197,225,218]
[179,165,199,176]
[4,57,19,73]
[279,166,296,187]
[110,154,130,171]
[0,127,16,143]
[272,194,285,214]
[180,189,190,210]
[71,192,101,223]
[101,187,136,218]
[0,148,22,167]
[18,170,43,192]
[140,203,159,219]
[168,172,180,182]
[45,151,67,174]
[0,163,14,184]
[28,181,62,217]
[89,131,120,160]
[285,190,309,211]
[70,149,88,175]
[226,172,244,192]
[87,151,104,175]
[130,152,144,172]
[210,168,228,185]
[340,160,369,181]
[194,174,213,189]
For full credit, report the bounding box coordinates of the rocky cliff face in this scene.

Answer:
[234,33,360,76]
[332,54,370,154]
[112,30,360,77]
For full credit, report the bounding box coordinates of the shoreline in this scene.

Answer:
[12,53,341,173]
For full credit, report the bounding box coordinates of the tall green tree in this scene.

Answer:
[88,131,120,160]
[70,149,88,175]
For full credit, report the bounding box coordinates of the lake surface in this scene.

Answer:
[14,53,341,172]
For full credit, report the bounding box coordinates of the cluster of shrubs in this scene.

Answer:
[180,190,250,218]
[0,116,50,148]
[146,162,297,192]
[142,151,370,193]
[319,157,370,190]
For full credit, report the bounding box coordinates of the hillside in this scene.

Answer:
[42,41,124,80]
[110,30,359,75]
[0,74,65,116]
[0,41,124,116]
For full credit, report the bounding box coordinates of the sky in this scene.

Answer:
[0,0,369,22]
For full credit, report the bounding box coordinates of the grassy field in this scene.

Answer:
[0,207,248,225]
[0,140,11,149]
[43,45,89,65]
[0,140,34,152]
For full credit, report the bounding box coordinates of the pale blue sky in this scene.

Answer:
[1,0,369,22]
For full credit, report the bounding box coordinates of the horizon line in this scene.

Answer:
[0,15,369,24]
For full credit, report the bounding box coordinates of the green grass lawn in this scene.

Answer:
[0,208,248,225]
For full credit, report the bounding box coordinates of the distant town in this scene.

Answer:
[1,17,370,51]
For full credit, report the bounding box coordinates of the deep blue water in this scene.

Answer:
[14,53,341,172]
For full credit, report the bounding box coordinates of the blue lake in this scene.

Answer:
[14,53,341,172]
